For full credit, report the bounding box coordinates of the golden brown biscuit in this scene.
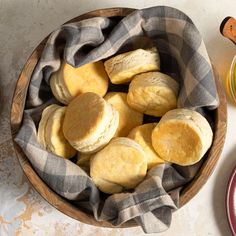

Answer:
[105,92,143,137]
[90,137,147,194]
[38,104,76,159]
[151,109,213,166]
[50,61,109,104]
[63,92,119,153]
[127,72,179,117]
[104,48,160,84]
[128,123,164,169]
[38,104,59,148]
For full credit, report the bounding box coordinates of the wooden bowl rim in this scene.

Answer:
[10,7,227,228]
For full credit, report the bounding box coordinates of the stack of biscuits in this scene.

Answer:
[38,47,213,194]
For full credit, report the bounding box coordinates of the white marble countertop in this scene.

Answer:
[1,0,236,235]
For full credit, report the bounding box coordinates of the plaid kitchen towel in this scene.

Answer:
[15,6,219,233]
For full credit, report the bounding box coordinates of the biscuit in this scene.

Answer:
[50,61,109,104]
[90,137,147,194]
[38,104,59,148]
[105,92,143,137]
[127,72,179,116]
[38,104,76,159]
[104,48,160,84]
[63,92,119,153]
[128,123,164,169]
[151,109,213,166]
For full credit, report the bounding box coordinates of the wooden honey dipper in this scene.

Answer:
[220,16,236,44]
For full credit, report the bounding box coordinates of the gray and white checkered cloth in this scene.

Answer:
[15,6,219,233]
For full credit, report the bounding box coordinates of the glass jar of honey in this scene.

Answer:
[225,55,236,103]
[220,17,236,103]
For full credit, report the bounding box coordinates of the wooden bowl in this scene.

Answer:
[10,8,227,228]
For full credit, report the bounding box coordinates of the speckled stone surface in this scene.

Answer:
[1,0,236,235]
